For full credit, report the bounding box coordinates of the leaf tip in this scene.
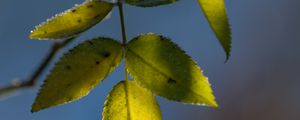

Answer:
[224,34,232,62]
[31,100,47,113]
[31,105,40,113]
[224,53,230,63]
[29,33,37,40]
[209,100,218,108]
[30,109,36,113]
[203,94,218,108]
[29,29,42,40]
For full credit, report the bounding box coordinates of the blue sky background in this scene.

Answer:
[1,0,300,120]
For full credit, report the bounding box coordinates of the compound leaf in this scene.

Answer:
[103,80,161,120]
[125,0,178,7]
[126,33,217,107]
[30,0,113,40]
[32,37,123,112]
[198,0,231,60]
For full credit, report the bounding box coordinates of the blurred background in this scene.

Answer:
[1,0,300,120]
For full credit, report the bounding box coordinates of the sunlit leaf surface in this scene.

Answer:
[125,0,178,7]
[126,33,217,107]
[32,38,123,112]
[103,80,162,120]
[198,0,231,59]
[30,0,113,40]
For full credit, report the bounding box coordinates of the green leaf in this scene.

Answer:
[29,0,113,40]
[103,80,162,120]
[126,33,217,107]
[125,0,178,7]
[32,37,123,112]
[197,0,231,60]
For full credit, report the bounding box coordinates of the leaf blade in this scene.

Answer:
[125,0,178,7]
[198,0,231,59]
[102,80,162,120]
[30,0,113,40]
[32,37,123,112]
[126,33,217,107]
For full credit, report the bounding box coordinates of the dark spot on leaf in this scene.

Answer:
[77,19,82,23]
[65,65,71,70]
[159,36,164,40]
[71,9,77,13]
[66,83,71,87]
[88,41,94,45]
[94,14,101,19]
[87,4,94,8]
[159,36,166,41]
[44,31,47,34]
[103,52,110,58]
[111,63,116,67]
[168,78,176,84]
[96,61,100,65]
[136,36,141,40]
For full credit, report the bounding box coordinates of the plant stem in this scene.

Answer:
[0,37,75,97]
[118,2,131,119]
[118,1,129,81]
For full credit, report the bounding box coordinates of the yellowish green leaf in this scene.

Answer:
[198,0,231,60]
[102,80,161,120]
[30,0,113,40]
[125,0,178,7]
[32,37,123,112]
[126,33,217,107]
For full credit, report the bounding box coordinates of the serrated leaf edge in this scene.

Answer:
[29,0,114,40]
[31,37,123,112]
[126,33,218,107]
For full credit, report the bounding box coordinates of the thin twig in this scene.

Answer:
[0,37,75,97]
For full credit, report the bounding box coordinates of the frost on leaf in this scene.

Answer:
[30,0,113,40]
[198,0,231,60]
[32,37,123,112]
[126,33,218,107]
[103,80,162,120]
[125,0,178,7]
